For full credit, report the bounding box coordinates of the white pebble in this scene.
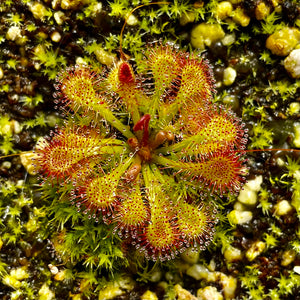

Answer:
[0,66,4,79]
[50,31,61,43]
[233,201,247,211]
[54,11,65,25]
[222,33,236,46]
[245,175,263,192]
[48,264,58,275]
[186,264,210,280]
[174,284,198,300]
[276,157,285,167]
[1,161,11,169]
[6,26,22,41]
[293,122,300,147]
[28,2,48,21]
[227,210,253,225]
[223,67,237,86]
[20,152,38,175]
[197,286,223,300]
[274,200,293,216]
[126,14,138,26]
[293,266,300,274]
[220,273,237,299]
[141,290,158,300]
[246,241,266,261]
[238,187,257,205]
[11,120,22,134]
[38,284,55,300]
[224,246,243,262]
[288,102,300,115]
[284,49,300,78]
[238,175,263,205]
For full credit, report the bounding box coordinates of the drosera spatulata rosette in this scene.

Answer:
[31,42,249,261]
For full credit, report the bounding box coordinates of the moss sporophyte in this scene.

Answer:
[20,41,249,262]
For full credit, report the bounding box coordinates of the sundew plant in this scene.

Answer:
[33,42,248,262]
[1,0,300,299]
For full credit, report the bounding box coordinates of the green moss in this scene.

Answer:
[249,122,273,149]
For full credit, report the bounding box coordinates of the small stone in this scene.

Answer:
[293,266,300,274]
[238,175,263,205]
[223,67,237,86]
[11,120,22,134]
[238,187,257,205]
[266,27,300,56]
[215,1,233,20]
[197,286,223,300]
[186,264,211,280]
[125,14,138,26]
[191,23,225,50]
[293,122,300,147]
[288,102,300,115]
[38,284,55,300]
[175,284,198,300]
[222,33,236,46]
[50,31,62,43]
[20,152,39,175]
[75,57,87,66]
[233,201,247,211]
[54,11,66,25]
[140,290,158,300]
[94,48,116,66]
[274,200,293,216]
[276,157,285,167]
[29,2,48,21]
[220,273,237,299]
[60,0,82,10]
[224,245,243,262]
[246,241,266,261]
[82,2,102,17]
[281,250,296,266]
[48,264,59,275]
[245,175,263,192]
[284,49,300,78]
[33,44,46,58]
[97,282,123,300]
[255,2,271,20]
[1,161,11,169]
[54,270,66,281]
[227,210,253,225]
[52,0,60,9]
[6,26,22,41]
[208,259,216,272]
[232,8,250,27]
[294,171,300,182]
